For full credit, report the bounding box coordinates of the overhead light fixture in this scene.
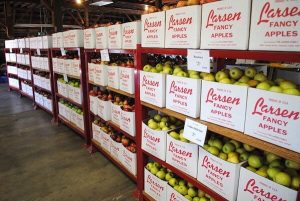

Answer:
[76,0,82,4]
[144,5,149,11]
[90,0,113,6]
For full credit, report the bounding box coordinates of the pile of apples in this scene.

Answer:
[68,79,80,88]
[146,114,183,131]
[204,135,253,164]
[59,99,83,115]
[122,136,137,153]
[121,98,135,112]
[146,162,215,201]
[93,118,105,127]
[246,152,300,190]
[202,67,300,96]
[169,129,190,143]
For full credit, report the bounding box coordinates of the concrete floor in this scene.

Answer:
[0,84,136,201]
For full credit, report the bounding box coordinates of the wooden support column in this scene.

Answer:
[84,5,89,27]
[52,0,63,32]
[4,0,14,38]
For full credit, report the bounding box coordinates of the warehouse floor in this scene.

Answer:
[0,84,136,201]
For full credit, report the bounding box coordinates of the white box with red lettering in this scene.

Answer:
[120,145,137,176]
[64,106,71,121]
[73,87,82,104]
[94,63,108,86]
[64,30,84,48]
[42,36,52,49]
[70,109,77,125]
[237,167,298,201]
[122,21,141,49]
[140,71,166,107]
[144,168,168,201]
[200,80,248,132]
[249,0,300,51]
[107,66,119,89]
[84,28,96,49]
[64,59,72,75]
[76,113,84,130]
[111,102,121,126]
[71,59,80,77]
[119,67,134,94]
[97,99,111,121]
[165,5,201,48]
[100,130,111,152]
[57,58,64,73]
[166,132,199,178]
[141,11,166,48]
[200,0,251,50]
[166,185,189,201]
[56,32,64,48]
[110,139,122,162]
[37,36,43,49]
[89,95,98,114]
[166,75,201,118]
[120,108,135,137]
[52,58,58,72]
[92,123,102,144]
[88,63,95,82]
[197,146,243,201]
[244,88,300,153]
[108,24,122,49]
[95,27,108,49]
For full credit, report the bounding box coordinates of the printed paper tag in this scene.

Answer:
[63,74,68,82]
[60,48,66,56]
[100,49,110,61]
[20,48,23,54]
[37,49,41,56]
[187,49,210,73]
[10,48,12,53]
[183,118,207,146]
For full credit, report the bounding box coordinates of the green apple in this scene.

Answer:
[215,71,228,82]
[229,67,243,80]
[193,197,200,201]
[274,172,292,187]
[230,140,241,149]
[285,160,300,170]
[240,152,250,161]
[279,81,297,90]
[148,121,158,130]
[178,185,188,196]
[187,182,193,188]
[199,198,209,201]
[156,63,164,72]
[212,139,223,150]
[198,190,205,197]
[222,142,236,154]
[156,128,162,131]
[185,195,193,201]
[203,144,210,151]
[228,152,239,159]
[245,67,257,78]
[218,152,228,160]
[153,114,162,122]
[236,148,246,154]
[256,169,268,178]
[227,155,240,164]
[269,159,283,169]
[173,67,183,75]
[268,86,283,93]
[248,155,263,168]
[188,70,198,76]
[283,88,300,96]
[180,138,189,143]
[165,172,174,181]
[208,146,220,156]
[169,178,178,187]
[237,82,250,87]
[150,166,159,175]
[178,179,186,186]
[162,67,173,74]
[159,121,168,129]
[219,78,232,84]
[239,75,250,84]
[179,129,184,134]
[188,187,197,197]
[267,167,281,180]
[153,162,161,168]
[266,153,281,164]
[161,117,169,123]
[291,176,300,190]
[156,170,166,180]
[243,144,255,152]
[203,73,215,82]
[176,71,188,77]
[150,68,158,73]
[256,81,271,90]
[254,73,267,82]
[148,118,155,125]
[200,72,208,79]
[189,74,201,79]
[275,78,285,85]
[169,116,177,124]
[246,166,257,172]
[207,137,215,146]
[174,185,180,192]
[284,168,298,177]
[146,162,153,170]
[162,127,169,131]
[169,131,180,140]
[170,125,176,129]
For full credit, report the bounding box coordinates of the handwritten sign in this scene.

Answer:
[63,74,68,83]
[60,48,66,56]
[187,49,210,73]
[100,49,110,62]
[183,118,207,146]
[37,49,41,56]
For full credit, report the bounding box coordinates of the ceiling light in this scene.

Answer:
[76,0,82,4]
[90,0,113,6]
[144,5,149,11]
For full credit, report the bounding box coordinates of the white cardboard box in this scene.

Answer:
[70,110,77,125]
[64,59,72,75]
[141,11,166,48]
[76,113,84,130]
[166,185,189,201]
[197,147,243,201]
[120,145,137,176]
[249,0,300,51]
[56,32,64,48]
[73,87,82,104]
[71,59,81,77]
[52,33,57,48]
[57,58,64,73]
[92,123,102,144]
[64,30,84,48]
[110,139,122,162]
[119,67,135,94]
[100,130,111,153]
[94,64,108,86]
[107,66,119,89]
[42,36,52,49]
[141,120,168,161]
[88,63,95,82]
[200,80,248,132]
[166,133,198,178]
[165,5,201,48]
[25,38,30,48]
[64,106,71,121]
[144,168,168,201]
[200,0,251,50]
[84,28,96,49]
[122,21,141,49]
[67,85,74,100]
[37,36,43,49]
[111,102,121,126]
[52,58,58,71]
[97,99,111,121]
[237,167,298,201]
[43,57,49,71]
[89,95,98,114]
[245,88,300,153]
[140,71,166,108]
[95,27,108,49]
[166,75,201,118]
[108,24,122,49]
[120,109,135,137]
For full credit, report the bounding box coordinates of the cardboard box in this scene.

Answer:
[249,0,300,51]
[70,110,77,125]
[25,38,30,48]
[166,185,189,201]
[120,109,135,137]
[166,133,199,178]
[120,145,137,176]
[84,28,96,49]
[37,36,43,49]
[57,58,64,73]
[200,80,248,132]
[119,67,135,94]
[42,36,52,49]
[197,147,244,201]
[73,87,81,104]
[237,167,298,201]
[107,66,119,89]
[64,106,71,121]
[25,55,30,65]
[140,71,166,108]
[29,37,37,49]
[94,64,108,86]
[89,95,98,115]
[111,102,121,126]
[166,75,201,118]
[71,59,80,77]
[67,84,74,100]
[43,57,49,71]
[64,59,72,75]
[52,58,58,72]
[95,27,108,49]
[110,139,122,162]
[244,88,300,153]
[92,123,102,144]
[76,113,84,130]
[141,120,169,161]
[141,11,166,48]
[97,99,111,121]
[100,130,111,152]
[144,168,168,201]
[88,63,95,82]
[18,38,25,48]
[7,65,17,75]
[108,24,122,49]
[122,21,141,49]
[52,33,57,48]
[200,0,251,50]
[64,30,84,48]
[165,5,201,48]
[56,32,64,48]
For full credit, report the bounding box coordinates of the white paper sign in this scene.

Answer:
[60,48,66,56]
[20,48,23,54]
[183,118,207,146]
[37,49,41,56]
[63,74,68,82]
[187,49,210,73]
[100,49,110,62]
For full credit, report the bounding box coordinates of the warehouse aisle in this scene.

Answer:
[0,84,136,201]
